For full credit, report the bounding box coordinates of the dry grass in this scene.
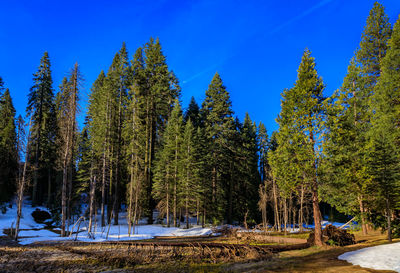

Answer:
[0,230,397,272]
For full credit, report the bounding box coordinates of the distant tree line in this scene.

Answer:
[0,1,399,245]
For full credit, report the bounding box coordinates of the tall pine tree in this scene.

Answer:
[367,15,400,242]
[270,49,325,245]
[26,52,56,205]
[0,88,18,203]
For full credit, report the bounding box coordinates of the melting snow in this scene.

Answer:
[339,242,400,272]
[0,199,213,245]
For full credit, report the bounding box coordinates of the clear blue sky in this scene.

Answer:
[1,0,399,132]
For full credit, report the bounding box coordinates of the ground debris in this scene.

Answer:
[307,224,356,246]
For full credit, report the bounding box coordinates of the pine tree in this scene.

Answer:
[179,119,202,228]
[153,101,183,227]
[0,88,18,203]
[26,52,56,205]
[270,49,325,245]
[367,15,400,242]
[356,2,392,85]
[133,38,181,224]
[76,120,96,233]
[235,113,260,226]
[86,70,109,227]
[184,96,201,128]
[201,72,234,222]
[124,85,145,235]
[323,2,392,235]
[103,43,131,225]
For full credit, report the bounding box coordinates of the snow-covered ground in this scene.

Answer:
[0,199,213,245]
[339,242,400,272]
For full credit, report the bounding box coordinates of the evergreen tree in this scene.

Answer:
[356,1,392,86]
[124,85,145,235]
[270,49,325,245]
[234,113,260,226]
[179,119,202,228]
[86,70,109,226]
[133,38,181,224]
[258,122,269,184]
[201,72,234,222]
[184,96,201,128]
[103,43,131,225]
[0,88,18,203]
[323,2,392,235]
[26,51,56,205]
[153,101,183,227]
[367,15,400,241]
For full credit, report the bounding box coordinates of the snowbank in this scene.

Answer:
[0,200,49,231]
[339,242,400,272]
[0,200,213,245]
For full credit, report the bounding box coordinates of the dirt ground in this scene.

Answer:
[0,230,397,273]
[225,230,398,273]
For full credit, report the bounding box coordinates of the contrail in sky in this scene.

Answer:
[182,61,223,84]
[269,0,336,34]
[182,0,335,85]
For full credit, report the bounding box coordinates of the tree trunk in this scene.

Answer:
[312,187,323,246]
[299,184,304,232]
[47,168,51,207]
[272,178,280,231]
[128,154,134,236]
[61,123,71,237]
[358,195,367,235]
[283,198,288,235]
[32,100,43,206]
[196,198,199,225]
[173,132,178,227]
[386,198,392,242]
[15,118,32,240]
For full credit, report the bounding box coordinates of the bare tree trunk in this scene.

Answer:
[386,198,392,242]
[196,198,199,225]
[202,205,206,228]
[67,164,73,233]
[186,196,189,229]
[312,186,323,246]
[61,129,71,237]
[132,155,140,235]
[61,63,79,237]
[15,117,32,240]
[299,183,304,232]
[128,154,134,236]
[244,210,249,230]
[107,146,113,225]
[166,169,170,227]
[272,178,280,231]
[358,195,367,235]
[101,152,106,227]
[173,132,178,227]
[283,198,288,235]
[47,168,51,207]
[144,98,150,224]
[309,125,323,246]
[147,112,155,224]
[88,169,96,233]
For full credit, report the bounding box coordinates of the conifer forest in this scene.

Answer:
[0,1,400,272]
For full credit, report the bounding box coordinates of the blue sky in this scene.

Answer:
[1,0,400,132]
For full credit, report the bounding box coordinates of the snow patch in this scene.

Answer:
[0,199,213,245]
[339,242,400,272]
